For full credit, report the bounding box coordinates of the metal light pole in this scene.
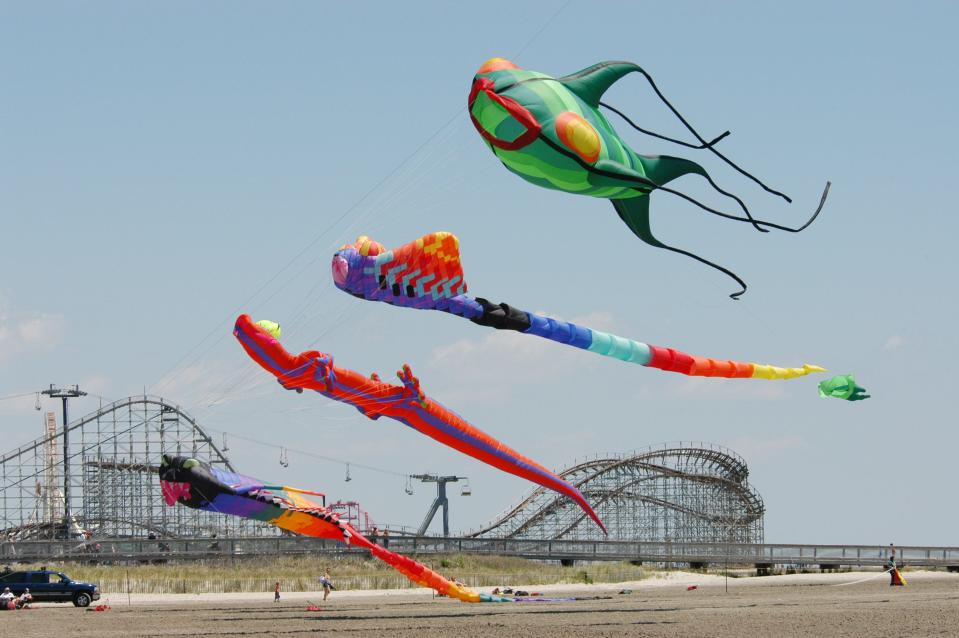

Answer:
[41,384,86,538]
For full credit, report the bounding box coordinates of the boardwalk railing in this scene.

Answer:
[2,536,957,568]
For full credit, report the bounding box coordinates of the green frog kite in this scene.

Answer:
[818,375,870,401]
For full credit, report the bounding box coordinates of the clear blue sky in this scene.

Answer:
[2,1,957,544]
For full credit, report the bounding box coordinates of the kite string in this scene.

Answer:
[151,107,464,398]
[511,0,573,59]
[163,124,473,409]
[155,2,587,450]
[0,391,38,402]
[198,424,408,478]
[158,116,474,414]
[831,568,893,587]
[154,0,577,401]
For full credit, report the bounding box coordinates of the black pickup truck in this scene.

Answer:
[0,570,100,607]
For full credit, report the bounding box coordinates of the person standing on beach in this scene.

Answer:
[320,571,334,601]
[274,581,281,602]
[886,550,906,586]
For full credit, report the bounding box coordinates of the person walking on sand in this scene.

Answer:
[320,571,334,601]
[274,581,281,602]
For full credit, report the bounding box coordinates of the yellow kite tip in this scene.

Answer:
[255,320,282,340]
[477,57,518,75]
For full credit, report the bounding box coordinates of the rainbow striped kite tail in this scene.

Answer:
[749,362,827,380]
[645,344,826,380]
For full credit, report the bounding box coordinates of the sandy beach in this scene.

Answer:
[3,571,957,637]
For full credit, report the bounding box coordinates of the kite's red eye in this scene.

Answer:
[468,78,541,151]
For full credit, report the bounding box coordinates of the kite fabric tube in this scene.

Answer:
[233,314,605,534]
[158,455,492,602]
[332,232,825,380]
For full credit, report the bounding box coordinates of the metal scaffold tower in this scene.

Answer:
[0,394,278,540]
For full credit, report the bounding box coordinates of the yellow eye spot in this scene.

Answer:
[555,111,601,164]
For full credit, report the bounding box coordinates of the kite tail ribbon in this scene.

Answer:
[354,539,483,602]
[470,298,824,380]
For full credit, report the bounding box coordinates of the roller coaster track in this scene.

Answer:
[0,395,254,540]
[469,443,764,541]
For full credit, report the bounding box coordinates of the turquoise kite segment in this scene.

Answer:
[588,331,652,365]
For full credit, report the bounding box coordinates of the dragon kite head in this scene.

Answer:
[159,455,233,509]
[332,235,385,292]
[331,233,469,311]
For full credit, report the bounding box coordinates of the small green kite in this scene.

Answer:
[818,374,870,401]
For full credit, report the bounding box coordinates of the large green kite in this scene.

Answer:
[468,58,830,299]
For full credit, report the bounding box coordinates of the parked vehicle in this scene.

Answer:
[0,569,100,607]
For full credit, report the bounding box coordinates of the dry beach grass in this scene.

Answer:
[12,555,648,594]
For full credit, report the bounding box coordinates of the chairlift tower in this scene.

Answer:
[411,473,468,537]
[40,384,86,537]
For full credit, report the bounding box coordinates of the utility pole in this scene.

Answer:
[41,384,86,538]
[412,474,468,537]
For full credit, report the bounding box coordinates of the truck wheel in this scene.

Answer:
[73,592,92,607]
